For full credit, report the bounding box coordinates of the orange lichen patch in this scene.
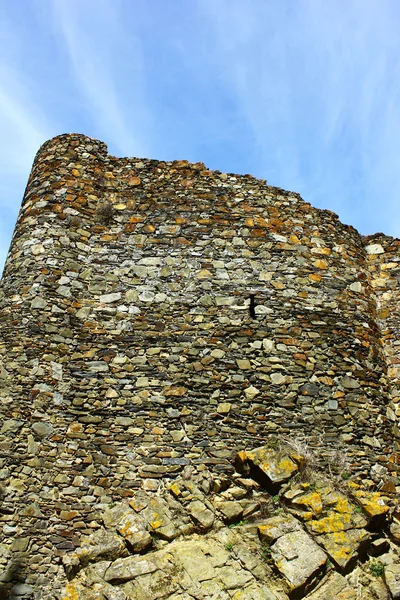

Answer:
[149,511,163,530]
[244,217,255,227]
[63,581,81,600]
[258,516,299,543]
[169,483,182,498]
[261,457,298,483]
[197,269,213,278]
[172,160,189,169]
[251,228,267,237]
[269,218,285,229]
[175,237,192,245]
[314,259,328,269]
[71,168,80,177]
[308,273,320,283]
[307,494,368,537]
[254,215,269,228]
[236,448,299,485]
[289,234,300,244]
[104,171,115,179]
[318,528,370,569]
[129,497,147,513]
[118,518,135,537]
[346,481,360,490]
[164,386,187,397]
[181,179,194,187]
[312,247,332,256]
[291,492,323,516]
[351,490,390,519]
[308,511,351,535]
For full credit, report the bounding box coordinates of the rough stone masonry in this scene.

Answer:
[1,133,400,596]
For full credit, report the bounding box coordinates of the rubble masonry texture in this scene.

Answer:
[1,133,400,587]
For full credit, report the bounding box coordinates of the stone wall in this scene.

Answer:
[0,134,399,594]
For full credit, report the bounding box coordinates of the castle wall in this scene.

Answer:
[364,234,400,436]
[0,134,397,589]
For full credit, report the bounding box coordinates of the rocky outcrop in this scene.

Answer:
[12,444,392,600]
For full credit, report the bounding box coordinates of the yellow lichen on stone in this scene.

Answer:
[292,491,323,515]
[335,496,352,515]
[352,490,390,518]
[118,519,134,536]
[169,483,182,497]
[149,512,163,529]
[308,511,351,535]
[63,581,82,600]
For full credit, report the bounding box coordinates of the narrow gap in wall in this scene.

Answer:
[249,294,256,319]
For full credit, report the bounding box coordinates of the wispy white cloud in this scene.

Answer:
[197,0,400,234]
[0,60,51,274]
[0,82,48,166]
[1,0,400,276]
[51,0,152,157]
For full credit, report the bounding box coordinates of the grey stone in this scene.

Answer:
[77,530,128,566]
[385,564,400,599]
[105,556,157,583]
[32,422,53,438]
[188,500,214,530]
[215,500,243,523]
[271,530,327,591]
[100,292,122,303]
[10,583,34,596]
[340,376,360,389]
[1,419,23,434]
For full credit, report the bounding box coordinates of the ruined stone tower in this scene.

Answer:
[1,134,400,594]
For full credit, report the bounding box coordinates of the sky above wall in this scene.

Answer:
[1,0,400,274]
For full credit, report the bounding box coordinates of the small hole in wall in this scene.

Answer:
[249,294,256,319]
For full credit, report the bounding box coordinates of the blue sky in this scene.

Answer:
[1,0,400,274]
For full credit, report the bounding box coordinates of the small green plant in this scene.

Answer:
[272,495,279,503]
[273,507,284,515]
[309,483,317,491]
[369,560,385,577]
[228,519,248,529]
[262,545,272,559]
[354,506,363,514]
[225,543,234,552]
[341,472,350,480]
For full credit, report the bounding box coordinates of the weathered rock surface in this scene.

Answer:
[20,444,395,600]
